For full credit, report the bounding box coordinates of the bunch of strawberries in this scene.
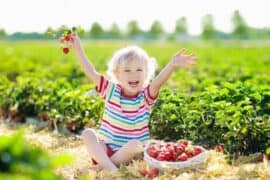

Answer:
[59,27,76,54]
[146,140,203,162]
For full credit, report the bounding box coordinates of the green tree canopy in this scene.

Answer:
[201,14,216,39]
[149,20,164,38]
[175,17,187,34]
[231,10,249,38]
[107,23,121,38]
[127,20,141,37]
[0,28,7,39]
[89,22,104,38]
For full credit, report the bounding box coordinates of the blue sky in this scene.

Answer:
[0,0,269,35]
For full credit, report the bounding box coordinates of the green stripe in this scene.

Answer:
[107,84,115,101]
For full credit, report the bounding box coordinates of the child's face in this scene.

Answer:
[116,58,147,96]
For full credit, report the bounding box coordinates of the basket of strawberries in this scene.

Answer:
[143,139,209,170]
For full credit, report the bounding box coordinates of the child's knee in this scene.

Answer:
[81,128,96,140]
[128,140,143,152]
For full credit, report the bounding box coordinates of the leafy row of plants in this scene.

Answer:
[0,75,103,133]
[1,74,269,155]
[0,130,71,179]
[150,82,270,156]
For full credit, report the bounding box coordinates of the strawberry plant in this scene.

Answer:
[0,130,71,179]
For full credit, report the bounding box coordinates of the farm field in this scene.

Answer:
[0,40,270,179]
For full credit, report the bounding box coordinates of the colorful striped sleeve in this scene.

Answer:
[144,85,159,107]
[95,75,112,100]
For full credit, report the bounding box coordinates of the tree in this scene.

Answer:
[201,14,215,39]
[231,10,249,38]
[107,23,121,38]
[175,17,187,34]
[75,26,86,38]
[149,20,164,38]
[127,20,141,37]
[44,27,56,39]
[0,28,7,39]
[89,22,104,38]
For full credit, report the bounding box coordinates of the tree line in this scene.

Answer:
[1,10,270,40]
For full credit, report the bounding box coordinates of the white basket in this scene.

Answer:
[143,140,209,170]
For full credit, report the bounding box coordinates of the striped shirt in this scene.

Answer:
[95,76,158,151]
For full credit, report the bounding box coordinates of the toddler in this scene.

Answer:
[70,33,196,172]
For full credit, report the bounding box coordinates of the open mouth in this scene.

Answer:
[128,81,139,87]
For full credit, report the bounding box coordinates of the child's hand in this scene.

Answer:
[172,48,197,69]
[69,32,81,48]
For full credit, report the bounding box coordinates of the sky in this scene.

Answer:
[0,0,269,35]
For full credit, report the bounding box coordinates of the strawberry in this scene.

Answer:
[164,151,172,161]
[172,152,178,161]
[176,145,185,154]
[194,147,203,156]
[140,169,148,177]
[215,143,224,152]
[148,168,159,178]
[185,146,194,158]
[148,149,158,158]
[62,47,69,54]
[156,152,166,161]
[177,153,188,161]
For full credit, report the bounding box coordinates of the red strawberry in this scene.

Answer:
[176,145,185,154]
[177,153,188,161]
[172,152,178,161]
[148,168,159,178]
[62,47,69,54]
[156,153,166,161]
[215,144,224,152]
[185,146,194,158]
[194,147,203,156]
[164,151,172,161]
[148,149,158,158]
[64,35,71,41]
[140,169,148,177]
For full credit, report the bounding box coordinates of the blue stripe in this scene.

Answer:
[100,128,150,140]
[105,107,150,121]
[104,110,149,125]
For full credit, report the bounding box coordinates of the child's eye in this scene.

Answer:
[137,69,143,72]
[124,69,130,72]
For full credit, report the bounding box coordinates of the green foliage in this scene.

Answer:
[127,20,142,37]
[231,10,249,39]
[150,82,270,156]
[0,130,72,179]
[89,22,104,38]
[149,20,164,38]
[201,14,216,39]
[175,17,187,34]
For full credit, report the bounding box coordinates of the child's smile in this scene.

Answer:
[128,80,140,87]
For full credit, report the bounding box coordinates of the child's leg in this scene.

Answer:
[110,140,144,166]
[81,128,118,172]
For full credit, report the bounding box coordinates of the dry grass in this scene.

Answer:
[0,121,269,180]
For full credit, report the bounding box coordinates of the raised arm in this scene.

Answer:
[70,33,100,86]
[149,48,197,97]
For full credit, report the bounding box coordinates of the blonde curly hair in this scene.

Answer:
[107,46,157,86]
